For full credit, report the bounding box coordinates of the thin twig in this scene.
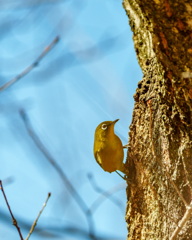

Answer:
[161,212,179,226]
[166,172,188,207]
[0,36,59,92]
[25,193,51,240]
[0,180,24,240]
[19,109,96,239]
[170,201,192,240]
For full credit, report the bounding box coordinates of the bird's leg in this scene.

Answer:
[123,144,129,149]
[115,171,127,180]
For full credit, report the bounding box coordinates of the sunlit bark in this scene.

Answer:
[123,0,192,239]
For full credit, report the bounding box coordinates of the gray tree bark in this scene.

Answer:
[123,0,192,239]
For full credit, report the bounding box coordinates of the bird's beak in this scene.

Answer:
[111,119,119,125]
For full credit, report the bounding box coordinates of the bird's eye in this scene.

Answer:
[101,124,107,130]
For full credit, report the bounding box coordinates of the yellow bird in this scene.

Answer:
[93,119,127,176]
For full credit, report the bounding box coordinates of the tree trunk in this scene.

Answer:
[123,0,192,239]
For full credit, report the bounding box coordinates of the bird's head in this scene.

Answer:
[94,119,119,140]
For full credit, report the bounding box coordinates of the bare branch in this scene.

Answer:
[88,173,125,214]
[25,193,51,240]
[19,109,96,239]
[170,201,192,240]
[0,36,59,92]
[167,173,188,207]
[0,180,24,240]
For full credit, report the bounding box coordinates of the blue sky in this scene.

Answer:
[0,1,142,239]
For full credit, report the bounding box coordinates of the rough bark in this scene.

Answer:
[123,0,192,239]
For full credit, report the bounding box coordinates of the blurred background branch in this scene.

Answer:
[20,108,96,239]
[87,173,125,214]
[0,36,59,91]
[0,0,141,239]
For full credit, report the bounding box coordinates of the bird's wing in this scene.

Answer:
[95,151,102,167]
